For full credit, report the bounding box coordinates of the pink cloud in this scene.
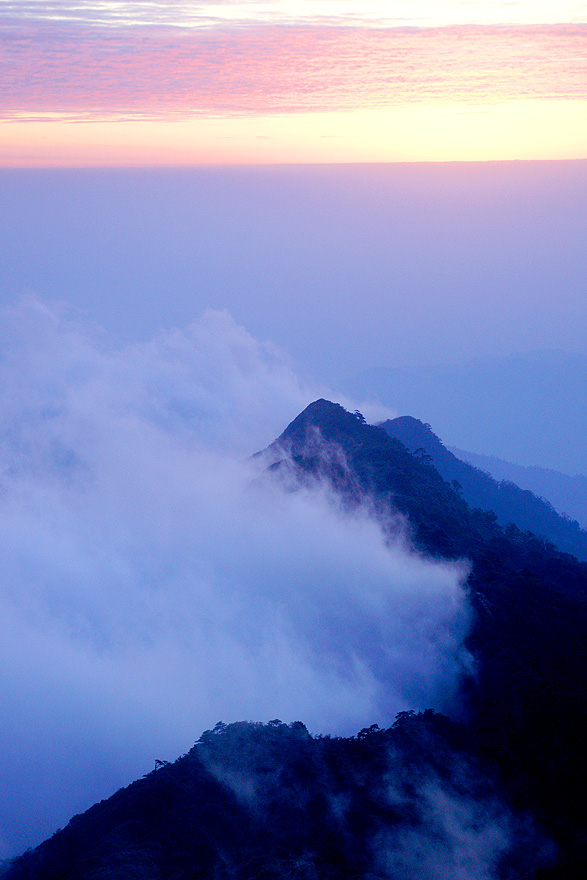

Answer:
[1,23,586,121]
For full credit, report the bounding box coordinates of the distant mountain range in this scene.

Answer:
[347,349,587,477]
[447,446,587,532]
[381,415,587,561]
[4,400,587,880]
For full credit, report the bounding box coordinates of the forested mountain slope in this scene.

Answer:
[4,400,587,879]
[380,415,587,561]
[3,715,547,880]
[448,445,587,531]
[261,400,587,874]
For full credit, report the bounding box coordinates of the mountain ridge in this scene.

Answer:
[4,399,587,879]
[256,399,587,874]
[380,415,587,561]
[448,445,587,529]
[4,715,548,880]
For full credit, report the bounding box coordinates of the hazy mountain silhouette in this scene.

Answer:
[347,350,587,476]
[448,446,587,531]
[4,400,587,879]
[3,715,550,880]
[258,400,587,874]
[380,415,587,561]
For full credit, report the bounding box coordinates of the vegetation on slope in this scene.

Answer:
[381,415,587,560]
[5,399,587,879]
[265,400,587,875]
[2,716,547,880]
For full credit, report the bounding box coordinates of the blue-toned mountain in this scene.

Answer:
[449,446,587,531]
[380,415,587,561]
[4,399,587,880]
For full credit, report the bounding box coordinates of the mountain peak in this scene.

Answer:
[380,416,447,458]
[271,399,371,454]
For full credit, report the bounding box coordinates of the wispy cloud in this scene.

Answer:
[1,1,586,28]
[0,296,470,855]
[2,22,585,121]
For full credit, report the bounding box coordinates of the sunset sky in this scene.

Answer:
[1,0,586,164]
[1,5,587,859]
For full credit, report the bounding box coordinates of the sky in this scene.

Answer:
[1,0,586,163]
[2,159,587,473]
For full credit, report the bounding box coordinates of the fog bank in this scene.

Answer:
[0,298,471,856]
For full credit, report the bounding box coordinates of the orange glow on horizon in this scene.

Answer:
[1,19,585,165]
[1,100,586,167]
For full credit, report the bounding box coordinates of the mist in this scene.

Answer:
[2,162,585,476]
[2,163,586,377]
[0,297,473,857]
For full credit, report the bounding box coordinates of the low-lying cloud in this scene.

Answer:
[0,297,471,857]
